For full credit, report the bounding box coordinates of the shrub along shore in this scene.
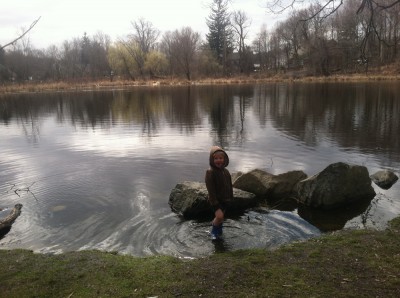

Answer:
[0,216,399,297]
[1,70,400,95]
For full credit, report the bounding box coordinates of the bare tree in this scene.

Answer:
[266,1,400,21]
[265,0,400,60]
[231,10,252,73]
[274,10,305,69]
[169,27,201,80]
[123,18,160,77]
[232,11,251,53]
[60,39,78,79]
[160,31,175,77]
[87,39,111,79]
[266,0,344,18]
[130,18,160,53]
[252,25,270,72]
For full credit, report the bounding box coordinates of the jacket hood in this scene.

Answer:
[209,146,229,168]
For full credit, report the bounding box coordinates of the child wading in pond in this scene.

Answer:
[205,146,233,240]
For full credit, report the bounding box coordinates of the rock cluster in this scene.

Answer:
[168,162,397,219]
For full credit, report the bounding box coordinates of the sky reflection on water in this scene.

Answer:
[0,83,399,257]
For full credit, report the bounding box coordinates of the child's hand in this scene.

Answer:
[214,208,224,225]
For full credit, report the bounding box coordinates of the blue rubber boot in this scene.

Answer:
[211,224,222,240]
[216,224,223,236]
[210,225,220,240]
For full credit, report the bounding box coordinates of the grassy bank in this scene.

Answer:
[1,217,399,297]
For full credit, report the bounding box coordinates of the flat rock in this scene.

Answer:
[233,169,307,201]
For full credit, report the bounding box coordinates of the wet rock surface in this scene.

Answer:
[0,204,23,239]
[168,181,257,219]
[297,162,376,209]
[233,169,307,201]
[370,170,399,189]
[170,163,378,216]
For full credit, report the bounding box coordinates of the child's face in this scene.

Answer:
[213,152,225,169]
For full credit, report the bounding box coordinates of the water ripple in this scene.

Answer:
[112,209,322,258]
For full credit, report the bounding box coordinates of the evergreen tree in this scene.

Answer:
[0,47,7,81]
[81,32,91,69]
[206,0,233,74]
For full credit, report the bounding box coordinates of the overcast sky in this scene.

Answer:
[0,0,289,49]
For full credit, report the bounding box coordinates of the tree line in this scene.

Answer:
[0,0,399,83]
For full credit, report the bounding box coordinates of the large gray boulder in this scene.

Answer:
[370,170,398,189]
[297,162,376,209]
[169,181,257,219]
[232,169,273,196]
[233,169,307,200]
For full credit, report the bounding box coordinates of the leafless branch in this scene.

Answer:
[300,0,343,22]
[357,0,400,59]
[0,17,41,50]
[373,0,400,10]
[266,0,300,14]
[6,182,37,201]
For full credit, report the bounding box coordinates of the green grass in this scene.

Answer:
[1,217,400,297]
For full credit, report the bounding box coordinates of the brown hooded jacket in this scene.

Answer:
[205,146,234,209]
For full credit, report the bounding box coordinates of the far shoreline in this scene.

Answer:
[1,71,400,95]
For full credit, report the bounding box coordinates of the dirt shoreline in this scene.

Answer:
[1,72,400,95]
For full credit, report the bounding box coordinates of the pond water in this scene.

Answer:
[0,83,399,258]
